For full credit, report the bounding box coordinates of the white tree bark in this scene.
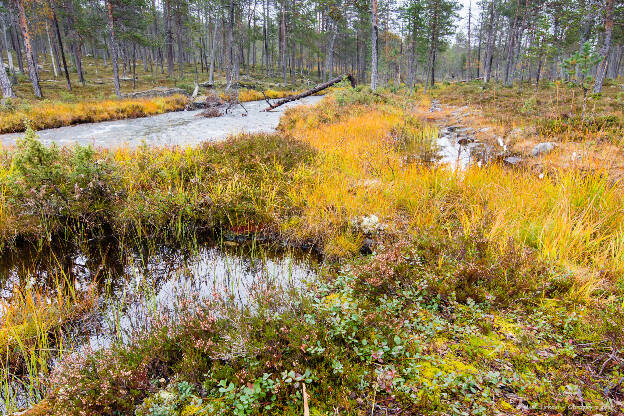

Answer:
[370,0,378,90]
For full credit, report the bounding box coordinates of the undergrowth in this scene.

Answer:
[37,240,624,415]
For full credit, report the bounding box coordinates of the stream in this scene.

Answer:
[0,95,492,170]
[0,96,324,149]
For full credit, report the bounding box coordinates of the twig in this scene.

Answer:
[261,90,273,108]
[303,384,309,416]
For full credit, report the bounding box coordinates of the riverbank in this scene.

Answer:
[0,88,309,135]
[2,87,623,415]
[0,96,323,148]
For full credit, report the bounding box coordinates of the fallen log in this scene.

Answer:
[263,74,356,111]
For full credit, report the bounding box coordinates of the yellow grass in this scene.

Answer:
[282,95,624,278]
[236,88,304,102]
[0,95,189,133]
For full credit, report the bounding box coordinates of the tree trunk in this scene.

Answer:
[46,23,59,78]
[264,74,355,111]
[370,0,378,90]
[209,18,217,83]
[64,0,85,86]
[8,9,23,74]
[0,16,14,73]
[263,0,270,75]
[106,0,121,97]
[165,0,174,76]
[280,0,286,83]
[483,0,495,84]
[226,0,235,88]
[503,0,520,86]
[132,44,137,89]
[0,45,15,98]
[593,0,615,92]
[50,0,71,91]
[175,2,184,79]
[325,17,337,81]
[14,0,42,97]
[424,0,439,92]
[467,0,471,80]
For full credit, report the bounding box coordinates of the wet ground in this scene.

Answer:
[0,240,318,348]
[429,99,500,169]
[0,240,318,413]
[0,96,324,149]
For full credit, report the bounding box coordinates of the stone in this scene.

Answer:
[458,137,474,145]
[351,214,385,235]
[524,126,538,136]
[507,127,524,141]
[185,95,209,110]
[360,238,374,255]
[198,107,223,118]
[530,142,557,157]
[504,156,522,166]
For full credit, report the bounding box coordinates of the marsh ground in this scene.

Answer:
[1,82,623,416]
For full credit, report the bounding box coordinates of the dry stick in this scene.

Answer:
[303,384,309,416]
[261,90,273,107]
[263,74,356,112]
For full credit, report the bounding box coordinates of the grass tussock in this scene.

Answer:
[0,128,315,249]
[0,95,188,134]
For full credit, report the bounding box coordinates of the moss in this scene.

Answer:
[181,403,212,416]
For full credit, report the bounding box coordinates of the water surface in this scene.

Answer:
[0,96,323,148]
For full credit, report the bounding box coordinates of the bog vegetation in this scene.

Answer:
[0,0,623,413]
[1,85,624,415]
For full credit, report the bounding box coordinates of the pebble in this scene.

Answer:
[531,142,557,157]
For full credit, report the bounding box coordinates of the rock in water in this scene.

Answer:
[186,94,226,111]
[458,137,474,145]
[531,142,557,157]
[198,107,223,118]
[508,127,524,141]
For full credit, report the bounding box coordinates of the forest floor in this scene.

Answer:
[1,83,624,416]
[0,58,312,134]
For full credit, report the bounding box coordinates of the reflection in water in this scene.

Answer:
[1,240,317,341]
[0,240,318,413]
